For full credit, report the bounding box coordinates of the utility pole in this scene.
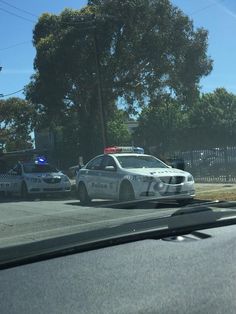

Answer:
[93,21,106,148]
[72,17,107,148]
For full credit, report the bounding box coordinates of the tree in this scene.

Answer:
[134,96,187,154]
[26,0,212,161]
[0,98,35,151]
[188,88,236,148]
[107,109,131,146]
[88,0,212,106]
[135,88,236,154]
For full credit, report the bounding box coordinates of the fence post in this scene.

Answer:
[224,147,229,182]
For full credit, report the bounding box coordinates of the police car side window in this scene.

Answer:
[102,156,117,171]
[86,156,103,171]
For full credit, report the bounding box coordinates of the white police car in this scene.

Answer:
[76,146,195,205]
[4,157,71,198]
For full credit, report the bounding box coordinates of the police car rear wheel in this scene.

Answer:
[78,183,91,205]
[119,181,135,202]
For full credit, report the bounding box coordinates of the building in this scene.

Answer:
[124,120,139,134]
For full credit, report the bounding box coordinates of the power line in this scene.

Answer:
[0,0,37,18]
[0,41,31,51]
[190,0,225,16]
[0,89,24,98]
[0,7,36,23]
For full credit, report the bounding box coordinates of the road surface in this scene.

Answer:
[0,183,234,248]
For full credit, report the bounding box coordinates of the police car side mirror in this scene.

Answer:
[105,165,116,171]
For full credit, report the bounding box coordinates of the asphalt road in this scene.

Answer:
[0,196,181,248]
[0,183,235,248]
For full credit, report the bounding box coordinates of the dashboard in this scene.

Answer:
[0,225,236,313]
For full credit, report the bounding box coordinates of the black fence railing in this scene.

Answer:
[173,147,236,183]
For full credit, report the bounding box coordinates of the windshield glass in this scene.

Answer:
[23,164,58,173]
[0,0,235,251]
[116,156,168,169]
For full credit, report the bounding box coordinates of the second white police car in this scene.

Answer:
[76,146,195,205]
[0,157,71,198]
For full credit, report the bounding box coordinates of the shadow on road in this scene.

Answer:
[65,199,182,210]
[0,192,74,204]
[65,198,211,210]
[0,192,208,210]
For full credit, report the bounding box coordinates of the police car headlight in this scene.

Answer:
[132,175,153,182]
[187,175,194,182]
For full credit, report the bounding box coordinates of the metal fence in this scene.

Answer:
[173,147,236,183]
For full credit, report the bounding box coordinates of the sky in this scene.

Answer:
[0,0,236,99]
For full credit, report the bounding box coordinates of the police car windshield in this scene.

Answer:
[23,164,58,173]
[116,155,168,169]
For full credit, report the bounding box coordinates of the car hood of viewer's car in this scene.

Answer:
[123,168,189,177]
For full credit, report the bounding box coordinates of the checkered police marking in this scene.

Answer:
[0,174,18,192]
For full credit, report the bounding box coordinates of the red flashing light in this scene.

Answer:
[104,146,144,154]
[104,146,122,154]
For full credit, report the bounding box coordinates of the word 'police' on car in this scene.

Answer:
[76,146,195,205]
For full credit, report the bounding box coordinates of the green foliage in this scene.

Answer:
[25,0,212,162]
[135,88,236,154]
[134,96,186,153]
[189,88,236,128]
[88,0,212,106]
[107,110,131,146]
[187,88,236,147]
[0,98,35,151]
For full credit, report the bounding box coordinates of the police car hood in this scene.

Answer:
[24,172,63,178]
[124,168,188,177]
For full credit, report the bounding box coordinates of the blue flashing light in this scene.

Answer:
[133,147,144,154]
[35,156,47,164]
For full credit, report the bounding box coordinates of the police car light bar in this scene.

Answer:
[104,146,144,154]
[35,156,47,164]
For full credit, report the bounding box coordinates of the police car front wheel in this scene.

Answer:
[119,181,135,202]
[77,183,91,205]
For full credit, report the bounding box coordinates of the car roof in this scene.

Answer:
[110,153,151,157]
